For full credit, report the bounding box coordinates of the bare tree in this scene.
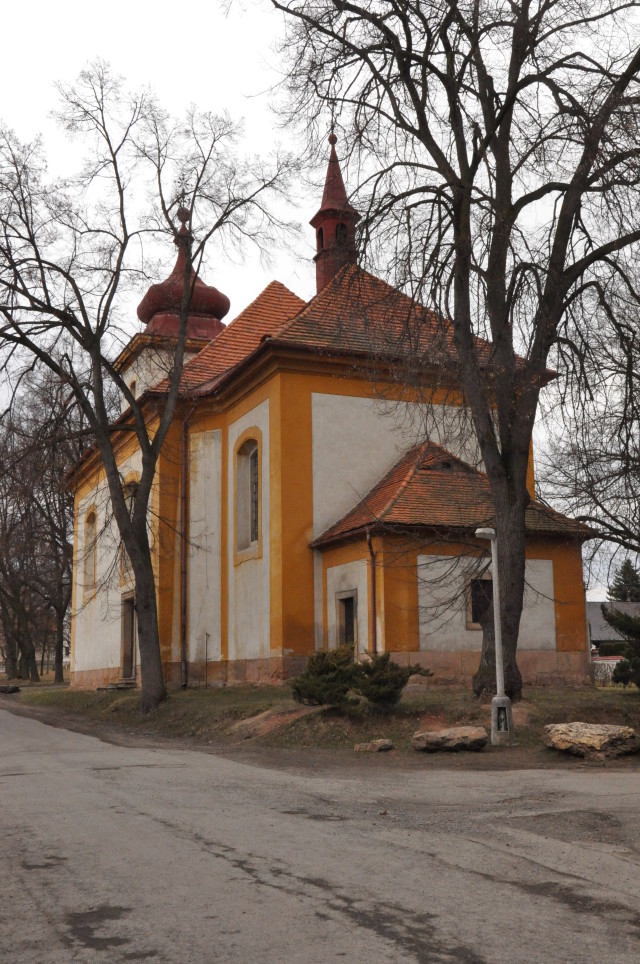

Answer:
[0,368,89,683]
[541,284,640,567]
[272,0,640,697]
[0,63,294,710]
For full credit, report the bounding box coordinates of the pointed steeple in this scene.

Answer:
[310,134,360,293]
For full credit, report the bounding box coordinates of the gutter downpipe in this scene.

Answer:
[180,403,197,689]
[366,528,377,656]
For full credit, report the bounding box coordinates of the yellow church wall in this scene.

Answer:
[316,531,589,685]
[70,347,542,688]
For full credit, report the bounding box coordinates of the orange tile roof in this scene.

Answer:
[311,441,590,547]
[158,280,307,394]
[151,263,524,399]
[271,263,462,366]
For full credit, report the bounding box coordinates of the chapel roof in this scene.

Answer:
[175,280,307,393]
[311,440,591,547]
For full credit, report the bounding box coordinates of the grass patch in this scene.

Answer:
[11,682,640,755]
[17,684,292,742]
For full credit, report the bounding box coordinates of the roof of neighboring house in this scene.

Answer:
[311,440,591,547]
[587,601,640,643]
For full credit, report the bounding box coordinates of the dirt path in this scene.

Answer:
[3,693,640,775]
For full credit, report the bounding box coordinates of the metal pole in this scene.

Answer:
[490,535,505,698]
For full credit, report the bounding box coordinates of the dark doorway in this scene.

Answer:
[121,596,137,680]
[337,594,357,648]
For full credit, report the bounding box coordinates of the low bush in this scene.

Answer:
[292,647,431,709]
[355,652,431,708]
[291,644,360,707]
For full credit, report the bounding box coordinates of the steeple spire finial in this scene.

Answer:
[310,133,360,293]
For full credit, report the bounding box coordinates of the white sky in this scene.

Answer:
[1,1,614,597]
[1,0,317,321]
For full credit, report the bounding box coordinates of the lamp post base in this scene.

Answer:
[491,695,515,746]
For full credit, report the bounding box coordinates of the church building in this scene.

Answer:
[69,137,591,689]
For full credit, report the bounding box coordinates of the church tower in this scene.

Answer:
[310,134,361,293]
[116,208,230,408]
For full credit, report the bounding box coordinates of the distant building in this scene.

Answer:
[587,601,640,649]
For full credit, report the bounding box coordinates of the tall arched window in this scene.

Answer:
[317,227,324,251]
[120,478,138,582]
[236,436,260,554]
[336,222,348,246]
[84,510,97,592]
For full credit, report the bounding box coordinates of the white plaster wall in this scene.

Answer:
[326,560,369,655]
[311,393,480,538]
[417,555,556,652]
[227,400,270,661]
[120,347,201,413]
[72,450,143,673]
[188,430,222,662]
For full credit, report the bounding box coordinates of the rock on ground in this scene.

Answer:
[412,726,488,752]
[543,722,640,759]
[354,739,394,753]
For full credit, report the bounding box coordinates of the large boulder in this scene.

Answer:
[412,725,488,752]
[543,722,640,759]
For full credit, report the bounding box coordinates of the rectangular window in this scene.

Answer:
[337,592,357,648]
[468,578,493,629]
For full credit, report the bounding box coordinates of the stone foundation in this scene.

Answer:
[71,649,590,691]
[71,655,309,691]
[399,649,592,686]
[70,667,125,689]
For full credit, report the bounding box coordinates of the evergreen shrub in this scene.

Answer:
[291,644,360,706]
[355,651,429,707]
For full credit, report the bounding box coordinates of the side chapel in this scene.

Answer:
[70,136,591,688]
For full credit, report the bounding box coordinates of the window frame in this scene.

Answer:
[466,574,493,631]
[83,507,98,598]
[233,427,263,565]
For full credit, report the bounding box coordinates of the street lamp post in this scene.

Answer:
[475,527,515,746]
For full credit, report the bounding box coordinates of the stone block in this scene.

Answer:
[543,722,640,758]
[412,725,488,752]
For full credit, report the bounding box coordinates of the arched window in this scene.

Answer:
[336,222,348,246]
[236,437,260,553]
[84,510,97,592]
[120,478,139,582]
[130,379,137,398]
[317,227,324,251]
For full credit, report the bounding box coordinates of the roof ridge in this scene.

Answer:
[375,441,432,523]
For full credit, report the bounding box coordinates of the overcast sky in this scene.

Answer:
[2,0,317,320]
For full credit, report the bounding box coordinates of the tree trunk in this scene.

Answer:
[54,611,65,684]
[40,630,48,675]
[134,565,167,713]
[472,601,497,699]
[472,493,526,702]
[4,635,18,679]
[17,633,40,682]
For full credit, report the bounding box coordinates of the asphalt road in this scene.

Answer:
[1,707,639,963]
